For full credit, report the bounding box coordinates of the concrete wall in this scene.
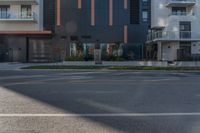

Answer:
[162,42,179,61]
[60,61,169,67]
[173,61,200,67]
[191,42,200,55]
[151,0,169,28]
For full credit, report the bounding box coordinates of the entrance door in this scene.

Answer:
[180,42,191,56]
[13,49,21,62]
[8,49,21,62]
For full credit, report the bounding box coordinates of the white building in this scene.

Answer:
[0,0,43,31]
[147,0,200,61]
[0,0,53,62]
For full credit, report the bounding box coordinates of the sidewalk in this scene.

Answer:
[0,62,29,70]
[0,61,167,70]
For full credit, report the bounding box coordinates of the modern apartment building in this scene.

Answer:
[0,0,150,62]
[0,0,54,62]
[147,0,200,61]
[54,0,151,61]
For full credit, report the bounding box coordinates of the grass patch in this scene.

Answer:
[22,65,200,71]
[23,65,107,70]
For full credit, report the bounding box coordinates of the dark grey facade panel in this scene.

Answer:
[0,37,8,62]
[43,0,56,31]
[130,0,140,24]
[55,0,150,43]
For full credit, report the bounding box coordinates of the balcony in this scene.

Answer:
[0,12,36,22]
[147,31,200,42]
[0,0,38,5]
[166,0,196,7]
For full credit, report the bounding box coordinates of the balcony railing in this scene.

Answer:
[147,31,200,42]
[0,12,36,21]
[170,12,194,16]
[166,0,196,7]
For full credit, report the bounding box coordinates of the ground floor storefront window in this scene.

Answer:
[69,43,144,61]
[122,43,144,60]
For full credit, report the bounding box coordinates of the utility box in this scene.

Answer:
[94,43,102,64]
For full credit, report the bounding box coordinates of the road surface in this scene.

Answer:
[0,70,200,133]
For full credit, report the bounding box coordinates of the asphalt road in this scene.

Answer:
[0,70,200,133]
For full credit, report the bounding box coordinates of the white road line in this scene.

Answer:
[0,75,46,80]
[3,76,92,86]
[1,113,200,117]
[143,78,178,82]
[69,78,178,83]
[0,71,108,80]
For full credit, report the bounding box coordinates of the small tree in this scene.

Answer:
[113,42,121,57]
[76,41,84,57]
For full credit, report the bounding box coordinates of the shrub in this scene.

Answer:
[66,56,84,61]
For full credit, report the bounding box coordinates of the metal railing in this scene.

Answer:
[0,12,35,20]
[170,12,194,16]
[147,31,199,41]
[0,0,37,3]
[167,0,196,3]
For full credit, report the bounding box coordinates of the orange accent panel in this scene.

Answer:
[124,25,128,43]
[124,0,128,9]
[109,0,113,26]
[57,0,61,26]
[91,0,95,26]
[78,0,82,9]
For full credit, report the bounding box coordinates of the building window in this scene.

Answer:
[21,5,32,19]
[142,10,148,22]
[172,7,186,16]
[142,0,148,6]
[0,6,10,19]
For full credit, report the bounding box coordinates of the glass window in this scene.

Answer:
[0,6,10,19]
[142,10,148,22]
[172,7,186,16]
[21,5,32,19]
